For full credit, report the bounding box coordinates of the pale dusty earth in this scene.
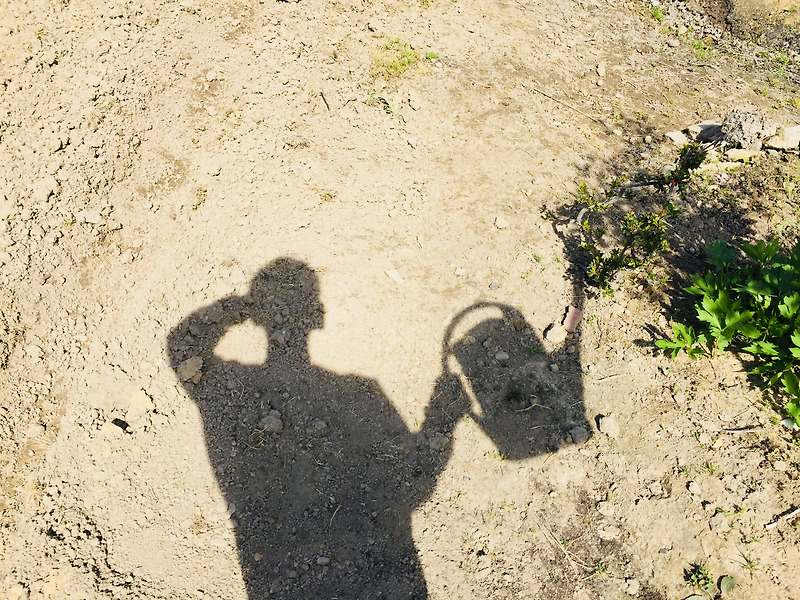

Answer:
[1,0,800,599]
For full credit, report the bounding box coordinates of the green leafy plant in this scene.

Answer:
[684,564,735,599]
[366,89,393,114]
[686,563,714,594]
[582,207,672,291]
[657,323,709,359]
[576,144,705,293]
[693,40,711,59]
[650,5,665,21]
[657,238,800,425]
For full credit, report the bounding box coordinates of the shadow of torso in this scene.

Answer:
[187,352,436,599]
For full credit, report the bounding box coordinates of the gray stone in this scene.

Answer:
[568,425,589,444]
[722,107,777,149]
[259,410,284,433]
[494,351,509,362]
[316,556,330,566]
[709,512,728,534]
[596,61,606,77]
[177,356,203,382]
[562,306,582,332]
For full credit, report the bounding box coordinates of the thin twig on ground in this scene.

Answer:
[528,85,604,125]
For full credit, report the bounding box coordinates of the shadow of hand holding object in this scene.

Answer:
[168,259,588,599]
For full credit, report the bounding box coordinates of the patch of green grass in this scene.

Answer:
[651,5,665,21]
[693,41,711,59]
[425,51,439,60]
[740,553,758,573]
[593,561,609,575]
[370,38,419,79]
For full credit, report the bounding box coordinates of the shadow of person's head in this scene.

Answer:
[247,258,324,347]
[441,302,588,460]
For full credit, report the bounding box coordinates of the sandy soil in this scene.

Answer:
[1,0,799,598]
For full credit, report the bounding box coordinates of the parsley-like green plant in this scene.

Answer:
[657,238,800,426]
[582,206,672,291]
[575,144,704,294]
[684,563,736,599]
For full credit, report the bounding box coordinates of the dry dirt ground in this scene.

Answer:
[1,0,800,598]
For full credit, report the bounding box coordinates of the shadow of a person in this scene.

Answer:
[168,259,587,599]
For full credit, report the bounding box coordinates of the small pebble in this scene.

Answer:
[625,578,640,596]
[597,501,615,516]
[549,363,559,372]
[544,323,567,343]
[495,351,510,362]
[709,512,728,534]
[688,481,701,496]
[596,61,606,77]
[568,425,589,444]
[598,414,620,439]
[316,556,330,566]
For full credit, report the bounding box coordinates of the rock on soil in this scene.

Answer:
[722,107,778,149]
[597,414,620,439]
[765,125,800,150]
